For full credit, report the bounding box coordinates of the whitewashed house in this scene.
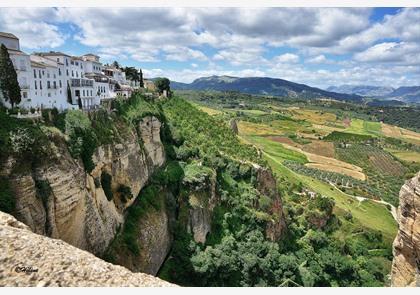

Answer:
[0,32,134,111]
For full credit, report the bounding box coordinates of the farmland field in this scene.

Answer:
[183,93,417,244]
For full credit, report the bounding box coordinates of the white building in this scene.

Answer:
[0,32,133,111]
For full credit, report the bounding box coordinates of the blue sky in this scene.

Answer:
[0,7,419,88]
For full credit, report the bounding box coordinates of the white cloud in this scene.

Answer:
[354,42,420,65]
[0,8,65,49]
[273,53,299,64]
[306,55,327,64]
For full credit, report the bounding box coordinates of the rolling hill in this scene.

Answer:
[171,75,363,101]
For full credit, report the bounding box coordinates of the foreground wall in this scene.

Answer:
[0,211,175,287]
[391,172,420,287]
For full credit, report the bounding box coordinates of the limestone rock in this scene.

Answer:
[109,191,174,276]
[187,173,217,244]
[0,211,175,287]
[391,172,420,287]
[255,167,287,241]
[3,116,165,256]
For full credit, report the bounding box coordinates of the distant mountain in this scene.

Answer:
[326,85,420,104]
[385,86,420,104]
[171,75,362,101]
[326,85,395,97]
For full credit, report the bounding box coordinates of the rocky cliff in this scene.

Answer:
[1,115,165,256]
[391,172,420,287]
[256,167,287,241]
[0,211,174,287]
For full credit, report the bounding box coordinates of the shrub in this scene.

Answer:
[9,127,35,154]
[0,177,14,213]
[118,185,133,203]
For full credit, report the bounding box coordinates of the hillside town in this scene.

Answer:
[0,32,159,112]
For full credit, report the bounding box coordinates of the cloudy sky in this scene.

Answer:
[0,7,419,88]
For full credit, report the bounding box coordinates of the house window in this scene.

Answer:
[66,59,68,66]
[90,90,92,96]
[54,73,56,79]
[59,80,62,88]
[48,93,51,97]
[42,70,45,76]
[59,68,61,76]
[33,69,36,78]
[22,92,27,98]
[39,70,41,77]
[34,81,37,89]
[19,59,26,71]
[47,72,50,78]
[66,69,69,76]
[72,70,74,77]
[47,81,51,89]
[71,60,74,65]
[76,71,78,78]
[57,58,59,62]
[53,81,57,89]
[75,62,78,66]
[83,90,85,96]
[40,81,43,90]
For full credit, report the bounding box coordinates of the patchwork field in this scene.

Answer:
[187,98,402,245]
[385,148,420,163]
[382,123,420,145]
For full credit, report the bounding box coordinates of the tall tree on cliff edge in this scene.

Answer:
[155,77,171,95]
[0,44,21,108]
[139,69,144,88]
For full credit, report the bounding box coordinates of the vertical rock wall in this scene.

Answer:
[391,172,420,287]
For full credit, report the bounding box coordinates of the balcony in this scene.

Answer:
[71,78,94,88]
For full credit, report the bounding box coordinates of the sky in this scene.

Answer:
[0,7,419,88]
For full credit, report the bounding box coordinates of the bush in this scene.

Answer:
[0,177,15,213]
[101,172,113,201]
[118,185,133,203]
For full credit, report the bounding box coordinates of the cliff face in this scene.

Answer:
[108,189,175,276]
[255,167,287,241]
[391,172,420,287]
[184,170,218,244]
[3,116,165,256]
[0,211,174,287]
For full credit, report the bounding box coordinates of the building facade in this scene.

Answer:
[0,32,135,111]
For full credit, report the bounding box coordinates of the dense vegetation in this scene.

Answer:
[153,97,395,287]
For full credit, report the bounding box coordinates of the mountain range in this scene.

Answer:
[327,85,420,103]
[171,76,363,102]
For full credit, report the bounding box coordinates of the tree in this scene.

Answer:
[123,66,139,83]
[154,77,171,95]
[139,69,144,88]
[67,82,72,104]
[77,97,83,110]
[112,61,120,69]
[0,44,21,108]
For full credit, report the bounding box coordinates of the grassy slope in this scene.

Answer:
[264,151,397,242]
[385,148,420,163]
